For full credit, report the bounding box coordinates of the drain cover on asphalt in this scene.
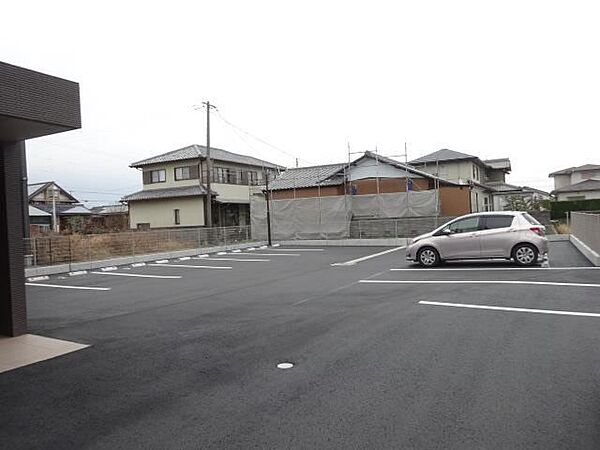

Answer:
[277,362,294,369]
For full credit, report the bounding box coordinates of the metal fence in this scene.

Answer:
[571,212,600,255]
[24,226,252,268]
[349,216,454,239]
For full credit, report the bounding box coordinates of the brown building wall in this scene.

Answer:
[350,178,431,195]
[271,185,344,200]
[439,186,471,216]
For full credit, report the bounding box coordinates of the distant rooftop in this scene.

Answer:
[549,164,600,177]
[130,144,284,170]
[409,149,477,165]
[410,150,511,172]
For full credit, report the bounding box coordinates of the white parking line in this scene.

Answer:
[359,280,600,288]
[239,253,300,256]
[25,283,111,291]
[196,257,270,262]
[391,267,600,272]
[148,264,232,270]
[332,246,406,266]
[419,301,600,318]
[269,248,325,252]
[90,272,182,279]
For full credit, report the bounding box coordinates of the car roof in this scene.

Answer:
[458,211,521,218]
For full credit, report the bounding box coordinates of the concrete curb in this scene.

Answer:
[277,238,410,247]
[547,234,570,242]
[25,241,267,277]
[570,234,600,266]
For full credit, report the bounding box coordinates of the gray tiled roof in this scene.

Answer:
[552,178,600,194]
[33,203,92,215]
[28,205,51,217]
[90,204,128,214]
[121,185,209,202]
[487,182,550,196]
[549,164,600,177]
[130,144,284,170]
[409,149,477,165]
[269,163,347,190]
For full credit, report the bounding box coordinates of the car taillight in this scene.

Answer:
[530,227,545,236]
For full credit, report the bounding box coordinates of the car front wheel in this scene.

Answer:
[417,247,440,267]
[512,244,538,266]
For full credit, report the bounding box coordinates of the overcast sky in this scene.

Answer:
[2,1,599,205]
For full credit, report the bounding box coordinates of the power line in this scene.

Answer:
[215,110,314,166]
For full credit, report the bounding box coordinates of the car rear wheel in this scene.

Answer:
[417,247,440,267]
[512,243,538,266]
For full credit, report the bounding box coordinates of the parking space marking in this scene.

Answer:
[147,264,232,270]
[197,257,271,262]
[391,267,600,272]
[419,301,600,318]
[269,248,325,252]
[25,283,111,291]
[331,246,406,266]
[239,253,301,256]
[90,272,182,279]
[359,280,600,288]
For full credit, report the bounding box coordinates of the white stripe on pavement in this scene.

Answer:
[332,246,406,266]
[359,280,600,288]
[148,264,232,270]
[390,267,600,272]
[196,257,270,262]
[90,272,182,279]
[239,253,300,256]
[268,248,325,252]
[26,283,110,291]
[419,301,600,318]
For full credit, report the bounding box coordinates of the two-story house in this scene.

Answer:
[122,144,283,229]
[549,164,600,201]
[409,149,515,212]
[28,181,92,232]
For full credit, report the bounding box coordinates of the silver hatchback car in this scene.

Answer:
[406,211,548,267]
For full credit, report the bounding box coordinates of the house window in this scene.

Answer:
[175,166,190,180]
[150,169,166,183]
[174,209,180,225]
[248,171,258,185]
[483,196,490,211]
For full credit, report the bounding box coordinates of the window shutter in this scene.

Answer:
[189,164,199,180]
[143,171,151,184]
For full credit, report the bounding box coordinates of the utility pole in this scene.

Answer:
[264,169,272,246]
[202,101,217,227]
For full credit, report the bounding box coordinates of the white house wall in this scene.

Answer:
[556,190,600,201]
[348,158,423,181]
[129,197,205,229]
[417,160,481,184]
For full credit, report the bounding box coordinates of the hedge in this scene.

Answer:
[550,199,600,220]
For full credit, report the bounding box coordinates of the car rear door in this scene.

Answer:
[479,215,516,258]
[436,216,482,260]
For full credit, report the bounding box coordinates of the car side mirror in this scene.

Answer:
[435,228,452,236]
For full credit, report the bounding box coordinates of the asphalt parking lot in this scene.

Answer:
[2,241,600,449]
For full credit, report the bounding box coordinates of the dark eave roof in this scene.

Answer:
[121,185,210,202]
[551,178,600,194]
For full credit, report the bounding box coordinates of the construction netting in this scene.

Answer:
[251,191,440,240]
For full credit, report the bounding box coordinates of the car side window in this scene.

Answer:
[447,217,480,234]
[484,215,514,230]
